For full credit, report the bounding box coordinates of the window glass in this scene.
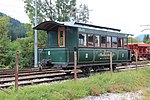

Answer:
[101,35,106,47]
[79,33,87,47]
[60,31,64,46]
[95,35,100,47]
[112,37,117,48]
[124,38,128,48]
[88,34,94,47]
[107,36,111,48]
[118,38,123,48]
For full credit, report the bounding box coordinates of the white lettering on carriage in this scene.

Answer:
[122,53,124,57]
[85,53,88,58]
[48,51,51,55]
[78,28,85,32]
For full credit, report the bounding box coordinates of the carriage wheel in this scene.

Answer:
[81,67,91,76]
[92,66,99,72]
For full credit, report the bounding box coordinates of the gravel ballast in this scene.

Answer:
[81,91,142,100]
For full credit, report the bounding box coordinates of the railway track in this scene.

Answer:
[0,62,150,88]
[116,61,150,71]
[0,68,84,88]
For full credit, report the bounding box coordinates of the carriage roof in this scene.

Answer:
[33,21,131,36]
[34,21,120,31]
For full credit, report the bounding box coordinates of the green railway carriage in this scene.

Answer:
[34,21,131,74]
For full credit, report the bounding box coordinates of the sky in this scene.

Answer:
[0,0,150,37]
[0,0,29,23]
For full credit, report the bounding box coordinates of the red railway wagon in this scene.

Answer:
[128,43,150,61]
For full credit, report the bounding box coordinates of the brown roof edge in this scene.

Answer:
[33,21,64,31]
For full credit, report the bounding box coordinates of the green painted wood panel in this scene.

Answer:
[66,27,78,62]
[78,48,94,63]
[77,48,129,64]
[66,27,78,47]
[47,31,58,47]
[38,48,68,64]
[94,49,118,62]
[118,50,128,61]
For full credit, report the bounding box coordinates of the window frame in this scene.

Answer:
[95,34,100,47]
[106,36,112,48]
[123,38,128,48]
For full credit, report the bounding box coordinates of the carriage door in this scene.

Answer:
[58,27,65,47]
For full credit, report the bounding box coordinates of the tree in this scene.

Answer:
[0,16,11,67]
[55,0,76,21]
[17,23,47,67]
[143,34,150,43]
[0,12,27,41]
[7,23,39,68]
[128,37,138,43]
[145,39,150,43]
[0,16,25,68]
[24,0,90,24]
[14,37,34,67]
[76,4,89,23]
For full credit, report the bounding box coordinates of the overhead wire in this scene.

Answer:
[0,3,29,22]
[0,3,26,15]
[0,3,23,8]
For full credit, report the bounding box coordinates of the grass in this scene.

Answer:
[0,67,150,100]
[142,88,150,100]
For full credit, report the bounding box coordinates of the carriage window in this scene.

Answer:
[95,35,100,47]
[79,33,87,47]
[101,35,106,47]
[107,36,111,48]
[124,38,128,48]
[58,27,65,47]
[112,37,117,48]
[88,34,94,47]
[118,38,123,48]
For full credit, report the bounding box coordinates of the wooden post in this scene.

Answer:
[15,51,19,92]
[39,48,43,71]
[74,47,77,81]
[110,52,113,73]
[135,52,138,70]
